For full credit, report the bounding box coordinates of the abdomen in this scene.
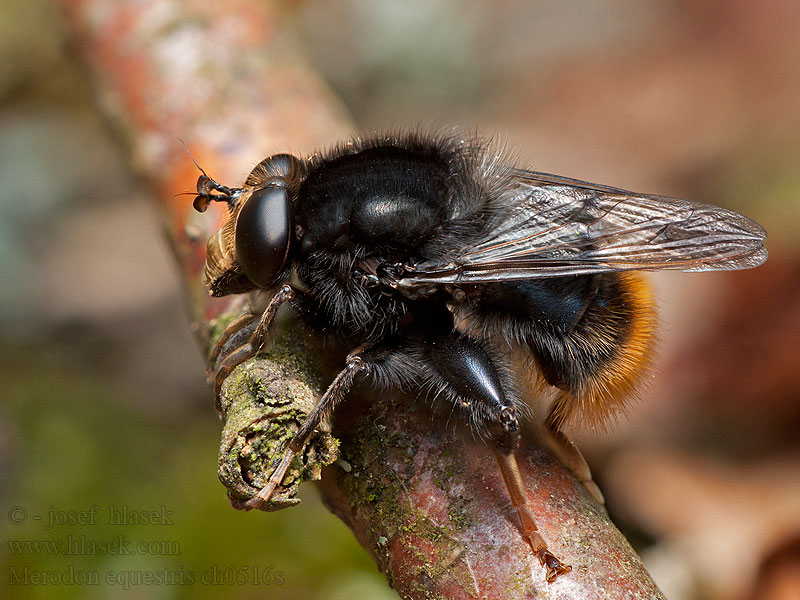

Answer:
[464,272,657,428]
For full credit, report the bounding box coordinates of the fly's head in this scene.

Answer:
[193,154,305,296]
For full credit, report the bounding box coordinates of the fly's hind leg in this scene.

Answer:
[544,406,605,505]
[494,451,572,582]
[462,279,621,508]
[418,331,572,582]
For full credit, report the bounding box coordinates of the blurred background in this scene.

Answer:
[1,0,798,598]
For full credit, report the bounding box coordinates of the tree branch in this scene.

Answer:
[60,0,665,596]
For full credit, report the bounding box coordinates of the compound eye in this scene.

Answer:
[235,185,292,288]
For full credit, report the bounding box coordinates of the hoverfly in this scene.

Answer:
[192,131,767,581]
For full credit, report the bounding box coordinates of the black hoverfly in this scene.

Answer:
[192,131,767,582]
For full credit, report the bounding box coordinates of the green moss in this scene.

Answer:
[505,570,531,597]
[216,329,338,511]
[447,500,471,530]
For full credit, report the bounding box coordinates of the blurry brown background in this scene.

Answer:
[1,1,798,599]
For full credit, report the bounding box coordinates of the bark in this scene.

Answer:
[59,0,665,597]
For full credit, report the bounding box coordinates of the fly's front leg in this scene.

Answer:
[208,311,259,371]
[213,284,296,413]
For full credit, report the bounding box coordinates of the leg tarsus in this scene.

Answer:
[541,549,572,583]
[234,448,298,511]
[495,450,572,582]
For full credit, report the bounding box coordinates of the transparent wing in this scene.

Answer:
[399,168,767,287]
